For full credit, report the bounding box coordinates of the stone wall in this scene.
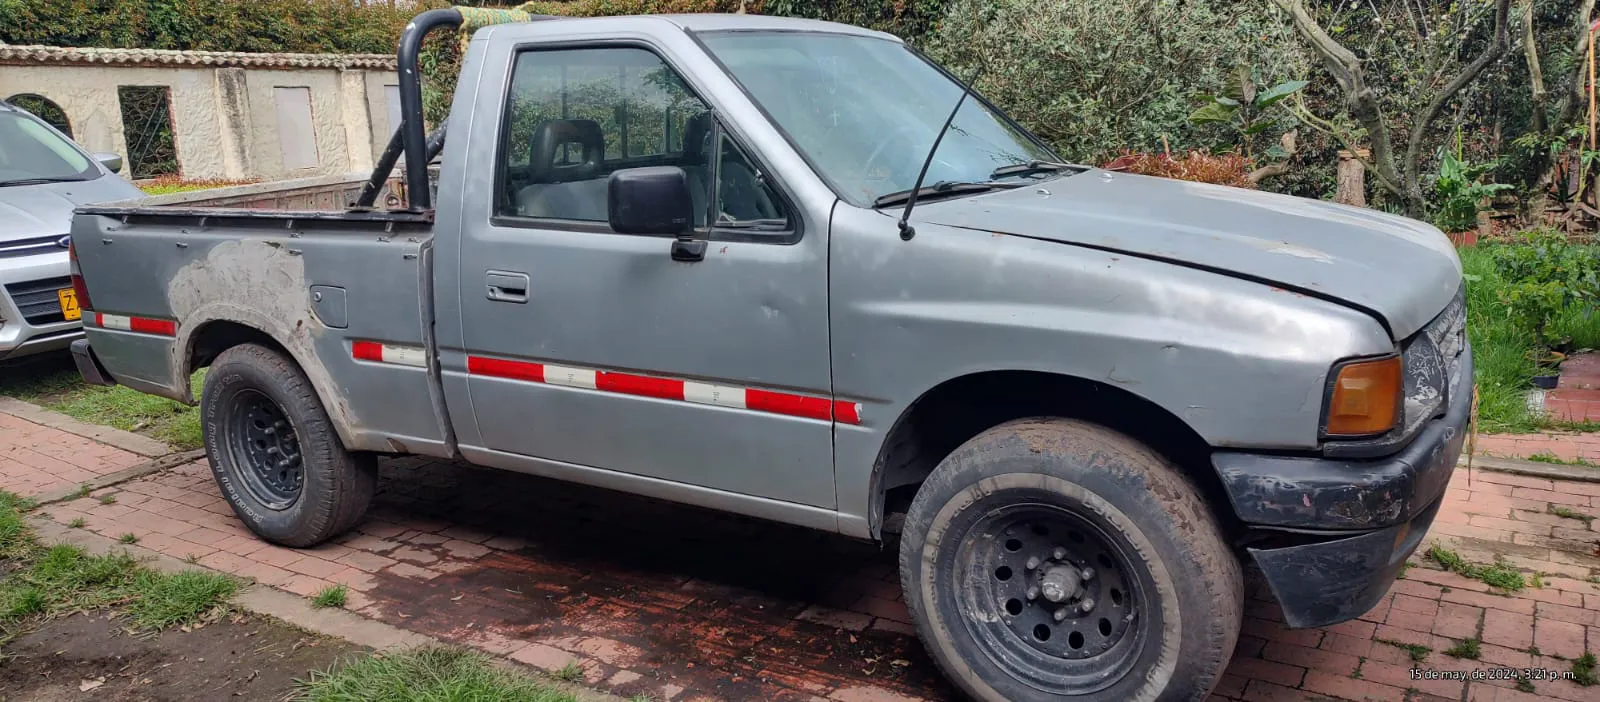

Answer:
[0,46,399,181]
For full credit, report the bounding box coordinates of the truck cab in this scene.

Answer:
[68,10,1470,701]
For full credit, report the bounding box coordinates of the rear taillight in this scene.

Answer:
[68,239,93,311]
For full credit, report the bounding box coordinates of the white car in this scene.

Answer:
[0,99,144,360]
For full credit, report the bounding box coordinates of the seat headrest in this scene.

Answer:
[529,119,605,182]
[681,111,714,166]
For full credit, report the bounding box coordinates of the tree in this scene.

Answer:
[1271,0,1512,218]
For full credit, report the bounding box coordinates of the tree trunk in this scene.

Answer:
[1336,149,1368,206]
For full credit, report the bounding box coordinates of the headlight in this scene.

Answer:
[1323,355,1402,437]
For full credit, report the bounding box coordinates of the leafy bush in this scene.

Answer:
[0,0,415,54]
[1432,148,1511,233]
[1487,229,1600,344]
[923,0,1308,165]
[1102,150,1255,188]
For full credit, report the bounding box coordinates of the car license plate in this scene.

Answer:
[57,288,80,321]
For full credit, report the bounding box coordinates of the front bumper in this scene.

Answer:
[1212,345,1472,628]
[0,253,80,361]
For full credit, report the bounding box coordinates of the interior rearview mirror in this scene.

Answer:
[92,152,123,174]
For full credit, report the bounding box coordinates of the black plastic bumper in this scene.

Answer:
[70,338,117,388]
[1212,346,1471,628]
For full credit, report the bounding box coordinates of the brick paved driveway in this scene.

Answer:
[5,407,1600,701]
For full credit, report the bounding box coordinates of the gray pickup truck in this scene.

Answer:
[68,9,1470,701]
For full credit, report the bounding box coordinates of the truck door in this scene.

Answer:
[451,43,840,509]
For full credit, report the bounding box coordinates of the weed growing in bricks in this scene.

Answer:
[183,554,199,564]
[97,494,116,505]
[71,485,90,500]
[1574,653,1597,686]
[1528,452,1600,467]
[1517,678,1536,692]
[629,696,654,702]
[297,646,578,700]
[1445,638,1482,659]
[66,518,85,529]
[118,533,138,545]
[1376,638,1432,662]
[1425,546,1527,591]
[551,662,584,683]
[311,585,347,609]
[1529,645,1543,656]
[1549,505,1596,525]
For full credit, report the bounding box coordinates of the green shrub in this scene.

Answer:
[0,0,415,54]
[1487,229,1600,345]
[922,0,1308,165]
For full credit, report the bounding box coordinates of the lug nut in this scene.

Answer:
[1052,547,1067,560]
[1080,567,1095,581]
[1079,598,1095,613]
[1026,586,1039,601]
[1025,556,1041,570]
[1053,608,1068,622]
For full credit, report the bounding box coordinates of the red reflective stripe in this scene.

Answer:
[351,341,384,362]
[467,355,545,382]
[93,312,104,326]
[128,317,175,336]
[465,355,861,424]
[745,388,834,422]
[595,371,683,401]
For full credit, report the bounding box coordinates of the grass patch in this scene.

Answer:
[1459,242,1600,432]
[1517,677,1536,692]
[1375,637,1432,662]
[550,662,585,682]
[0,490,236,645]
[297,646,579,701]
[1425,546,1527,591]
[0,355,204,450]
[137,177,258,197]
[125,569,236,629]
[98,494,116,505]
[1445,638,1482,659]
[118,533,138,544]
[1575,653,1597,686]
[67,518,85,529]
[311,585,347,609]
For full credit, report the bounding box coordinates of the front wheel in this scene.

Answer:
[899,418,1241,701]
[202,343,375,547]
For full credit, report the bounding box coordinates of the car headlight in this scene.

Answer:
[1323,355,1402,437]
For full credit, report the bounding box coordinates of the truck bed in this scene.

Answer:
[71,171,453,460]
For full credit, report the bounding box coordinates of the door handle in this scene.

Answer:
[485,271,530,303]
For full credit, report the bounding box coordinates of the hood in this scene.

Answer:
[915,170,1462,339]
[0,176,145,244]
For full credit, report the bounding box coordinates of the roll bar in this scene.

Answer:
[393,7,463,211]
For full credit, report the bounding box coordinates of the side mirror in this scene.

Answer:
[92,152,122,174]
[607,166,705,262]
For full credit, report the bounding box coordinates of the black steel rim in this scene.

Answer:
[953,501,1150,695]
[223,389,303,510]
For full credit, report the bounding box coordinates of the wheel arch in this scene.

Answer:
[175,312,358,449]
[866,370,1236,541]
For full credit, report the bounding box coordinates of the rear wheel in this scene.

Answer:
[899,418,1240,701]
[202,343,375,547]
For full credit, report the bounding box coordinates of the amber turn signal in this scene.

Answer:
[1325,356,1401,437]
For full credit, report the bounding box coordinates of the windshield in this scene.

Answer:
[699,32,1059,206]
[0,112,96,186]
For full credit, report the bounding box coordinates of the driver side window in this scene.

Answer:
[495,46,791,236]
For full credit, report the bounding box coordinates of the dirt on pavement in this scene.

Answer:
[0,611,363,702]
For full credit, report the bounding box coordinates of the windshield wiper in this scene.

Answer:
[0,177,85,188]
[990,160,1081,180]
[873,180,1021,208]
